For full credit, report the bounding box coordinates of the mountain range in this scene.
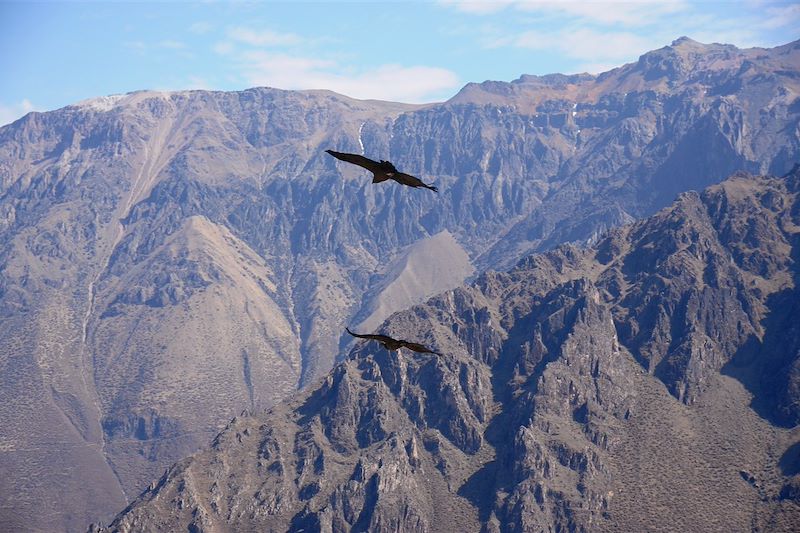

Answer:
[0,37,798,531]
[97,167,800,532]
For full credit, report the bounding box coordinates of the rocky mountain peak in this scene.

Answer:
[671,35,699,47]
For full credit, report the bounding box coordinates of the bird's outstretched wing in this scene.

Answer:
[346,327,397,344]
[326,150,383,174]
[391,172,438,192]
[346,328,440,355]
[398,340,442,355]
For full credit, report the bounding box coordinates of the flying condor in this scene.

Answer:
[326,149,438,192]
[346,327,442,355]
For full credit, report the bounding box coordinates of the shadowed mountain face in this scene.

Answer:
[97,170,800,532]
[0,38,798,531]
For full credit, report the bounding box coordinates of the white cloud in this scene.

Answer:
[673,7,792,48]
[123,40,147,53]
[157,40,187,50]
[228,26,303,47]
[521,0,688,26]
[0,99,39,127]
[189,21,213,34]
[237,51,460,103]
[756,4,800,37]
[444,0,688,26]
[759,3,800,30]
[451,0,796,55]
[690,27,761,48]
[442,0,514,14]
[213,41,236,55]
[514,27,662,63]
[220,19,460,102]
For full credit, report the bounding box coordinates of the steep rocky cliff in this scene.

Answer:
[97,169,800,532]
[1,38,798,531]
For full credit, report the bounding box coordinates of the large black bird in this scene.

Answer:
[346,327,441,355]
[326,149,438,192]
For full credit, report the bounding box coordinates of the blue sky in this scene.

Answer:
[1,1,798,125]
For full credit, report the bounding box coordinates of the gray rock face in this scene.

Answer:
[97,169,800,532]
[1,39,799,531]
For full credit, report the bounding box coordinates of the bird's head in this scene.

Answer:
[379,160,397,173]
